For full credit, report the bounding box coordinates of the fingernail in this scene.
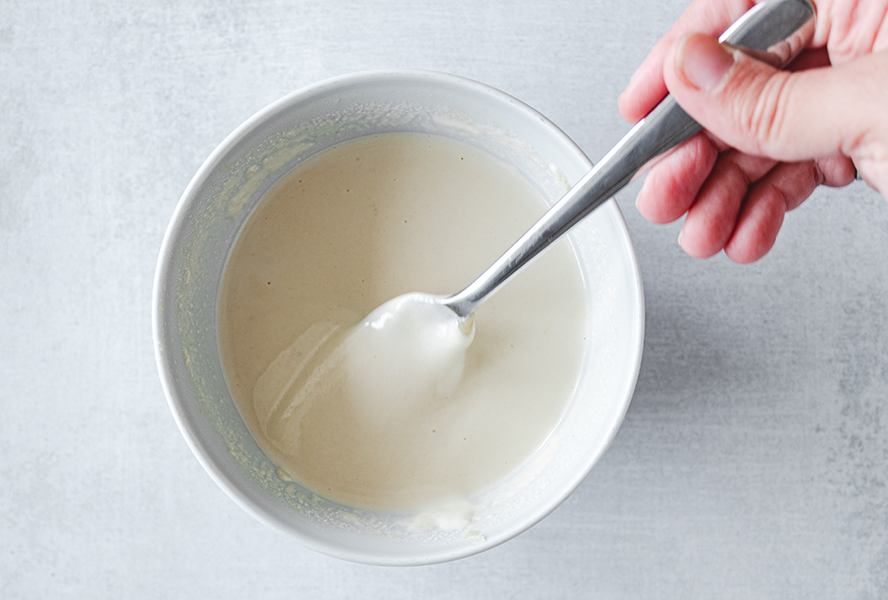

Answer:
[677,33,735,91]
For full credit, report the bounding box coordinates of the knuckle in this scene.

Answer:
[727,67,794,155]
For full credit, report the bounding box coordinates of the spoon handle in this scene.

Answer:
[443,0,815,319]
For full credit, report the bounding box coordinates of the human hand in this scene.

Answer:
[619,0,888,263]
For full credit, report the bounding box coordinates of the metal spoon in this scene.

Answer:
[436,0,815,320]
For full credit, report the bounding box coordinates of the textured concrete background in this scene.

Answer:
[2,0,886,597]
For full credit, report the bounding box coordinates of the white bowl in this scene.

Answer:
[152,70,644,565]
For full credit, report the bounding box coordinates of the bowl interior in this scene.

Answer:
[153,71,644,565]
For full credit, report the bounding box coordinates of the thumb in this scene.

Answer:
[663,32,866,163]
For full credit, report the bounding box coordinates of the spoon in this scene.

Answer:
[252,0,818,458]
[433,0,816,321]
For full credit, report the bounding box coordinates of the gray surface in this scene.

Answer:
[1,0,886,597]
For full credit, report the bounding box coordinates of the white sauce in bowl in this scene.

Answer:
[218,134,587,510]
